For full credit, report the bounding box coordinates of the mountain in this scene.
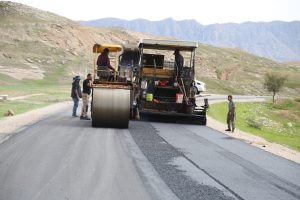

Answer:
[82,18,300,62]
[0,1,299,97]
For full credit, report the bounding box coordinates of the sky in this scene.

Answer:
[10,0,300,25]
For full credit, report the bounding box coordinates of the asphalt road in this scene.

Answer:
[0,110,299,200]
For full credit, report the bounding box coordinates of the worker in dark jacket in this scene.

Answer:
[71,76,82,117]
[174,49,184,76]
[80,73,93,120]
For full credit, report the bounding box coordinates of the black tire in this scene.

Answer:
[195,86,200,95]
[195,87,201,95]
[191,86,198,96]
[92,121,96,127]
[92,119,99,127]
[201,117,207,125]
[130,108,134,119]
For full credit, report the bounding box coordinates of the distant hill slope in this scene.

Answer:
[195,45,300,95]
[0,1,299,96]
[0,1,153,84]
[82,18,300,62]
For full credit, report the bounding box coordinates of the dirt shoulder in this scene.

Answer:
[0,101,70,144]
[206,99,300,164]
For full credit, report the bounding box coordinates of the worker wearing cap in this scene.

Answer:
[71,76,82,117]
[80,73,93,120]
[174,49,184,76]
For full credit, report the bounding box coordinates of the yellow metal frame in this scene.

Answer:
[93,44,122,53]
[142,68,174,78]
[93,44,123,82]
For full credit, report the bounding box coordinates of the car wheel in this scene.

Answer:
[193,86,199,95]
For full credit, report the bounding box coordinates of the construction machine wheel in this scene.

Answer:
[91,87,130,128]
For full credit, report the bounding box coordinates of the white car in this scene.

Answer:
[194,79,206,94]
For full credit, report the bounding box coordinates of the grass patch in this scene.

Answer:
[0,100,49,118]
[26,92,70,103]
[273,98,300,112]
[0,66,70,118]
[0,90,69,119]
[208,99,300,151]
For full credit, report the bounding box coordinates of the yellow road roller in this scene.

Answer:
[91,44,132,128]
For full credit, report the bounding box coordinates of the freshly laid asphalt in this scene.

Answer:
[0,109,299,200]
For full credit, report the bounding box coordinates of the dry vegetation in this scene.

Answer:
[195,45,300,96]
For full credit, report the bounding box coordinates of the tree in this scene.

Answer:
[264,73,287,103]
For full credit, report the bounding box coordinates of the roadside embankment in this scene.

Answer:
[204,96,300,164]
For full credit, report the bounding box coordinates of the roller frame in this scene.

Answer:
[91,87,131,128]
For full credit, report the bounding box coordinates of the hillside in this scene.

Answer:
[0,1,299,98]
[195,45,300,95]
[0,1,155,96]
[82,18,300,62]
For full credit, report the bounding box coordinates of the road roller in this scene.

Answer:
[135,39,208,125]
[91,44,133,128]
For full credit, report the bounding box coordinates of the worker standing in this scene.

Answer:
[80,73,93,120]
[225,95,236,132]
[71,76,82,117]
[174,49,184,76]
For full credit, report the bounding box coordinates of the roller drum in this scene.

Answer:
[92,88,130,128]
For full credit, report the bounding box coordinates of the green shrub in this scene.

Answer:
[245,117,263,129]
[216,68,223,80]
[264,73,287,103]
[272,99,300,112]
[273,99,296,110]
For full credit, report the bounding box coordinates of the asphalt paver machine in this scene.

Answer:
[135,39,208,125]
